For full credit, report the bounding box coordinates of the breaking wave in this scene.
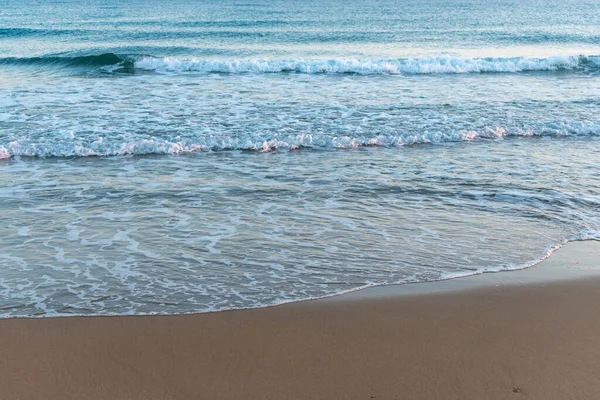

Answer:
[134,54,600,74]
[2,53,600,75]
[2,122,599,159]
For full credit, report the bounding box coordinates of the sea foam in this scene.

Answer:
[1,122,599,159]
[2,54,599,75]
[133,55,600,75]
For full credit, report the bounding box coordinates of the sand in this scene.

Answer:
[1,241,600,400]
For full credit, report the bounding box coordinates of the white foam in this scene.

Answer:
[1,122,598,158]
[133,55,599,75]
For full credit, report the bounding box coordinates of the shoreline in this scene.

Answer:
[328,239,600,301]
[1,241,599,399]
[5,240,599,321]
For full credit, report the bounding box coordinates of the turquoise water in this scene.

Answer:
[1,0,599,317]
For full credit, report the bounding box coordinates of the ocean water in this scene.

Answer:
[1,0,599,317]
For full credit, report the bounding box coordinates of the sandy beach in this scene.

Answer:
[1,241,599,400]
[3,1,600,398]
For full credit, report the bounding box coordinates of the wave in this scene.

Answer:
[133,54,600,74]
[2,122,599,159]
[1,53,599,75]
[0,28,82,37]
[0,53,132,69]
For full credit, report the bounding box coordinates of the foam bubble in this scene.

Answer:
[1,122,599,158]
[133,55,599,75]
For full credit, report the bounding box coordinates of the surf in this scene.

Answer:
[2,122,599,159]
[1,53,599,75]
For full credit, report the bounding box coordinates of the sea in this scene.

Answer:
[1,0,599,317]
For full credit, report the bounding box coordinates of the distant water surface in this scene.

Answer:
[1,0,599,317]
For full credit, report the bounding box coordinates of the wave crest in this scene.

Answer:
[134,55,600,75]
[1,122,599,159]
[2,53,599,75]
[0,53,127,68]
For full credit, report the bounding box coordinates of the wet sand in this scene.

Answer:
[1,241,599,400]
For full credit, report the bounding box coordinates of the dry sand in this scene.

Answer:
[1,241,600,400]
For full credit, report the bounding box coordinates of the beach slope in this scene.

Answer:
[1,241,599,400]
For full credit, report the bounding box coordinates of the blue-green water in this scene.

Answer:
[1,0,599,317]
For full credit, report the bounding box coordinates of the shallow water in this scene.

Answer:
[1,0,599,317]
[2,140,599,317]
